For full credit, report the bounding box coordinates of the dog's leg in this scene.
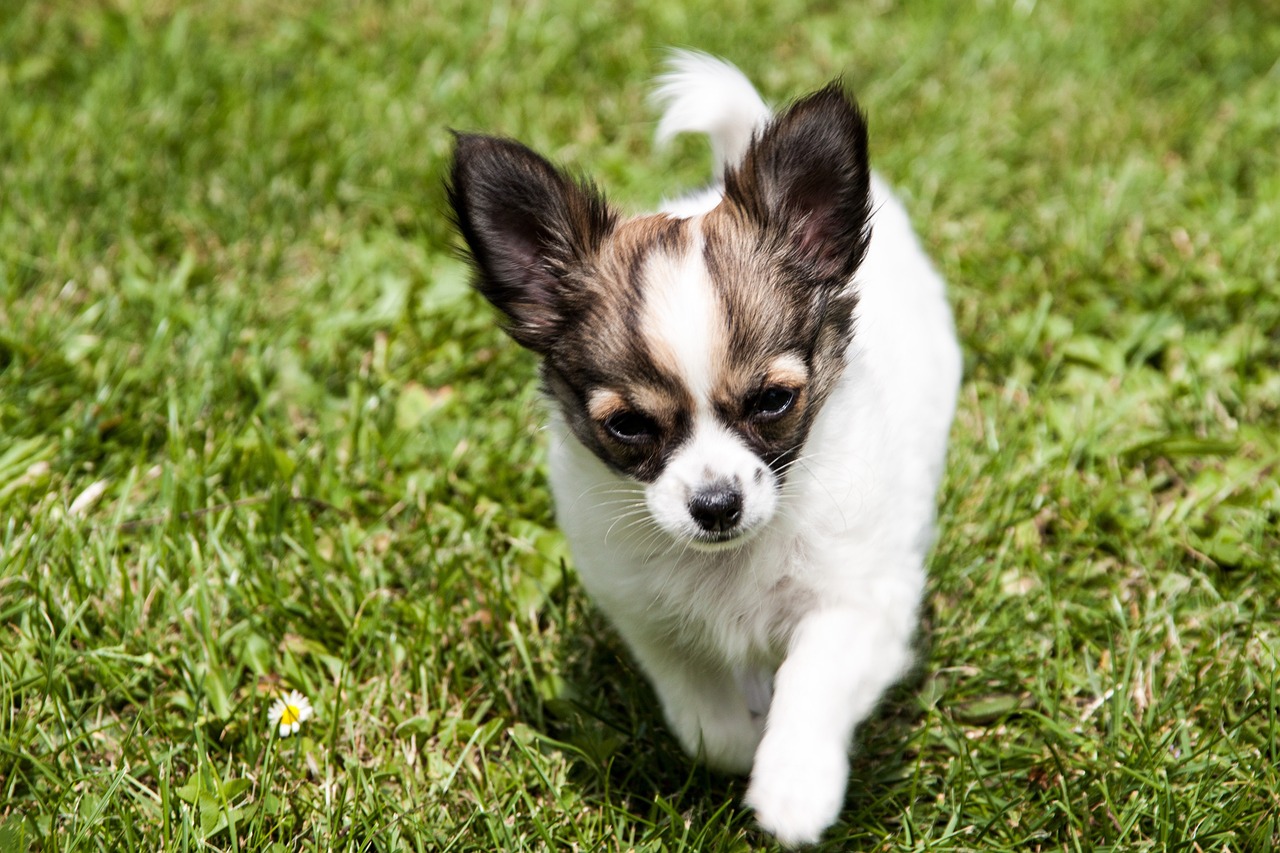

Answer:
[744,602,914,846]
[625,635,764,774]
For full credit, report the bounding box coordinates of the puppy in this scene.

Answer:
[448,50,961,847]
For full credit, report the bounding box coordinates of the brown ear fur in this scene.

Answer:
[723,84,872,287]
[447,133,617,353]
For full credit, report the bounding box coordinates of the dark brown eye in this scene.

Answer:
[603,411,660,445]
[750,386,796,420]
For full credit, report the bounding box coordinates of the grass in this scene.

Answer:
[1,0,1277,849]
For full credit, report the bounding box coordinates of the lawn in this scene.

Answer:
[1,1,1278,850]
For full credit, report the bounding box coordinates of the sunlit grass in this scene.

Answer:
[1,1,1277,849]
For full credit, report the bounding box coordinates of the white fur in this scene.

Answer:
[638,228,719,400]
[651,49,772,179]
[548,53,961,847]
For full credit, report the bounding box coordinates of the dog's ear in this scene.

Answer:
[448,133,617,354]
[724,84,872,286]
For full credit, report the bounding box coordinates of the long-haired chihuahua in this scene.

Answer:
[448,50,961,846]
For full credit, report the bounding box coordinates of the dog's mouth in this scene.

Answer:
[685,524,760,552]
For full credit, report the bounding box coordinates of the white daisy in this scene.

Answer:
[267,689,314,737]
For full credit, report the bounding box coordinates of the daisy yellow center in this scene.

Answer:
[280,704,302,726]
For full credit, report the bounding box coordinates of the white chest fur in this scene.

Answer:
[546,177,961,817]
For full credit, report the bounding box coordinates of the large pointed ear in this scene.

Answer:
[447,133,617,353]
[724,84,872,286]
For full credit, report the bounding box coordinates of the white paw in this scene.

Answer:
[667,705,761,774]
[744,731,849,847]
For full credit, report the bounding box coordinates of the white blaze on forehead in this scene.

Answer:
[638,221,723,404]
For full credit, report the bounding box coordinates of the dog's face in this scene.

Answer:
[449,86,871,548]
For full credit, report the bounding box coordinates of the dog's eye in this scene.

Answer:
[603,411,660,445]
[750,386,796,420]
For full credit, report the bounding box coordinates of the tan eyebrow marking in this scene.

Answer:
[587,388,628,421]
[764,353,809,387]
[588,386,687,429]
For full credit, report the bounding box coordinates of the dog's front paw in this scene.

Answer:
[745,731,849,848]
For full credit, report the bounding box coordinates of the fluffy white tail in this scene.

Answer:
[651,50,773,177]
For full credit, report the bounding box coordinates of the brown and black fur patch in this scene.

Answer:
[538,215,702,482]
[695,202,859,474]
[447,81,872,483]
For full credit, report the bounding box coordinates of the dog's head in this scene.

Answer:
[448,86,871,549]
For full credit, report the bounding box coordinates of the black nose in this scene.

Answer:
[688,486,744,534]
